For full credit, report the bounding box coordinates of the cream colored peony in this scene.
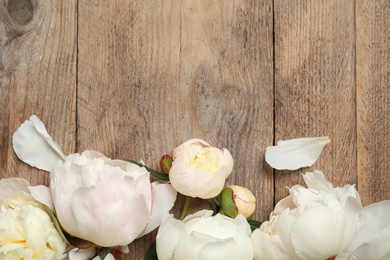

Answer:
[156,210,253,260]
[0,178,67,260]
[251,171,362,260]
[169,139,233,199]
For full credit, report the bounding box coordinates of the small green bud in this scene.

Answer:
[160,154,173,174]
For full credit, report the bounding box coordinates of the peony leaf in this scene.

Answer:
[43,205,70,245]
[265,136,330,170]
[248,220,262,232]
[144,241,158,260]
[123,159,170,181]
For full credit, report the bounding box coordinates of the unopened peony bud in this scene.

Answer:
[160,154,173,174]
[219,185,256,220]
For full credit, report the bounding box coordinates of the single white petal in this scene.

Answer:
[347,225,390,260]
[265,136,330,170]
[345,200,390,253]
[0,178,30,199]
[156,215,186,260]
[29,185,54,210]
[13,115,66,172]
[251,229,289,260]
[68,248,96,260]
[302,170,334,193]
[290,205,345,259]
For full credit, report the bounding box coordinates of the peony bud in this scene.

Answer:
[160,154,173,174]
[219,185,256,220]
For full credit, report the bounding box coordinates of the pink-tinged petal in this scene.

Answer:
[170,158,226,198]
[0,178,30,199]
[13,115,66,172]
[265,136,330,170]
[251,229,288,260]
[140,182,177,236]
[29,185,54,210]
[71,169,150,247]
[50,161,84,237]
[68,248,96,260]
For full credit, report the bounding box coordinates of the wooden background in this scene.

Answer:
[0,0,389,259]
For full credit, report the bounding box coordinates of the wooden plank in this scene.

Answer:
[274,0,357,202]
[0,0,77,185]
[78,0,273,258]
[356,0,390,206]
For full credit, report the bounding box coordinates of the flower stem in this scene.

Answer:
[180,196,191,220]
[100,247,110,260]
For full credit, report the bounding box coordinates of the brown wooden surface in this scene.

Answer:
[274,0,357,202]
[0,0,389,259]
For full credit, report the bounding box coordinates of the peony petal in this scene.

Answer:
[68,248,96,260]
[0,178,30,199]
[13,115,66,172]
[139,182,177,236]
[290,205,346,259]
[251,229,289,260]
[345,200,390,254]
[71,169,150,247]
[347,225,390,260]
[156,215,186,260]
[265,136,330,170]
[29,185,54,210]
[170,158,226,198]
[302,170,334,193]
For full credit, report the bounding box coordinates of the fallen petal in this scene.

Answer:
[13,115,66,172]
[265,136,330,170]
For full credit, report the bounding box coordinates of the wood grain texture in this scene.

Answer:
[356,0,390,206]
[78,0,273,258]
[274,0,357,202]
[0,0,77,184]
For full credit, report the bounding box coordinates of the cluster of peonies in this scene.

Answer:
[1,115,389,260]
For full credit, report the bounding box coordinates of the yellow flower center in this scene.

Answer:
[187,147,220,175]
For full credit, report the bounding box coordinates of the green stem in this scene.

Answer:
[180,196,191,220]
[101,247,110,260]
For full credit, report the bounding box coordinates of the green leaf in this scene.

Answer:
[123,159,170,181]
[144,241,158,260]
[101,247,110,260]
[43,205,70,245]
[248,219,262,232]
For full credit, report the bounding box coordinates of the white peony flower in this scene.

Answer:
[12,115,177,248]
[169,139,234,199]
[156,210,253,260]
[0,178,67,260]
[251,171,362,260]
